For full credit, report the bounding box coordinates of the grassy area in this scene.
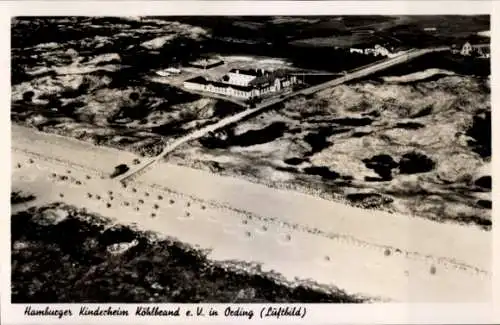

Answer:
[11,202,364,303]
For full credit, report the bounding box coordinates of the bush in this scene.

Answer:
[466,111,491,158]
[474,176,491,190]
[399,152,435,175]
[11,191,36,205]
[362,154,398,181]
[22,91,35,102]
[303,166,340,180]
[129,92,140,101]
[47,97,62,109]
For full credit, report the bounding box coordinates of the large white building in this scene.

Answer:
[183,69,298,100]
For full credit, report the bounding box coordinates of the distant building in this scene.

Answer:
[165,67,181,74]
[373,44,390,57]
[458,41,490,58]
[475,46,490,59]
[349,48,364,54]
[460,42,473,56]
[364,48,375,55]
[350,44,392,57]
[155,67,181,77]
[189,58,224,69]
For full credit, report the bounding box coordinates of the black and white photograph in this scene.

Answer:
[5,2,495,319]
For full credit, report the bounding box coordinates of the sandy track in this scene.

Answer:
[11,125,491,302]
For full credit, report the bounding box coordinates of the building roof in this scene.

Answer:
[225,72,257,86]
[229,68,265,77]
[185,76,256,92]
[249,69,288,86]
[185,76,210,85]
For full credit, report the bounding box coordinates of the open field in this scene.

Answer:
[11,125,491,302]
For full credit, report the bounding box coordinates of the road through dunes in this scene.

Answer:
[117,47,455,183]
[11,125,491,302]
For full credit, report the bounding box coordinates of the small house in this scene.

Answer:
[460,42,473,56]
[373,44,390,57]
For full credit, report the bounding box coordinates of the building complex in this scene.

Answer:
[183,68,298,100]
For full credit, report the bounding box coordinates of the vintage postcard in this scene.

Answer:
[1,1,497,324]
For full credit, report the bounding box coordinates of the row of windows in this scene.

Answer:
[185,81,294,98]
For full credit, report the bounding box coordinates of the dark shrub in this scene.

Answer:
[332,117,373,126]
[474,176,491,190]
[395,122,425,130]
[399,152,435,174]
[98,225,137,247]
[129,92,140,101]
[11,191,36,205]
[284,157,307,166]
[47,97,62,109]
[477,199,492,209]
[303,166,339,180]
[466,111,491,158]
[362,154,398,180]
[22,91,35,102]
[304,131,331,154]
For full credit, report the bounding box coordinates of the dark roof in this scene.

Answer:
[185,76,210,85]
[185,76,256,92]
[249,69,288,86]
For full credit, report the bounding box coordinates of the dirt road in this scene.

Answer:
[118,47,456,182]
[11,125,492,302]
